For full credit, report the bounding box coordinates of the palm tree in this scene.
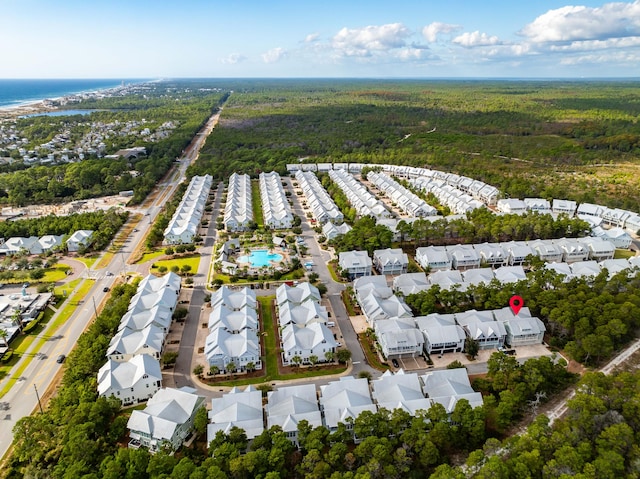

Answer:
[309,355,318,368]
[209,365,219,376]
[246,361,255,372]
[291,355,302,368]
[0,329,8,347]
[226,362,237,375]
[324,351,334,363]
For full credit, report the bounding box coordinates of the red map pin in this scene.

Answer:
[509,295,524,315]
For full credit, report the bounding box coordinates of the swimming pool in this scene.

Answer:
[237,249,283,268]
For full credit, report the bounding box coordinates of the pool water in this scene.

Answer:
[237,249,283,268]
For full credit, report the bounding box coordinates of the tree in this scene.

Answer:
[29,268,45,280]
[164,247,175,256]
[180,264,192,275]
[193,407,208,436]
[447,360,465,369]
[209,365,219,376]
[324,351,334,363]
[246,361,255,372]
[226,362,236,374]
[291,355,302,368]
[309,355,318,367]
[465,337,480,360]
[336,349,352,364]
[0,328,8,346]
[193,364,204,377]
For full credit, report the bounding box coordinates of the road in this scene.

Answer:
[0,104,226,460]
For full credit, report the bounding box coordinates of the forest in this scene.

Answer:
[189,79,640,211]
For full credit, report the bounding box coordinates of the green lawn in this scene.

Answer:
[614,249,636,259]
[136,249,166,265]
[76,256,99,268]
[251,180,264,227]
[41,264,71,282]
[152,254,201,273]
[55,278,81,297]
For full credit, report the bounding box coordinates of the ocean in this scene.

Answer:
[0,79,139,109]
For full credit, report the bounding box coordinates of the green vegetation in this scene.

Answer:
[151,254,200,275]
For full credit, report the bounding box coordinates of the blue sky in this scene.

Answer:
[3,0,640,78]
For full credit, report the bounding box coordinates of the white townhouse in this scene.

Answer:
[554,238,590,263]
[576,202,605,219]
[205,328,262,372]
[211,285,257,311]
[421,369,484,414]
[371,370,433,416]
[501,241,536,266]
[208,386,265,444]
[367,171,437,217]
[497,198,527,215]
[570,260,602,280]
[322,222,351,241]
[493,265,527,284]
[37,235,64,253]
[328,169,391,221]
[338,250,373,279]
[208,304,258,333]
[552,199,577,216]
[593,226,632,249]
[392,272,430,296]
[0,237,41,255]
[278,300,328,328]
[276,282,321,308]
[428,269,465,291]
[530,240,564,263]
[415,246,452,272]
[163,174,212,244]
[224,173,253,232]
[358,286,413,324]
[455,309,507,350]
[373,248,409,275]
[281,322,337,366]
[577,237,616,261]
[66,229,94,252]
[600,258,633,278]
[260,171,293,229]
[544,262,574,281]
[118,305,173,336]
[493,307,546,347]
[267,384,323,445]
[415,314,466,355]
[475,243,508,268]
[106,324,165,362]
[128,387,205,453]
[600,207,631,228]
[461,268,495,287]
[523,198,552,214]
[97,355,162,405]
[448,244,481,270]
[319,377,377,432]
[374,317,424,359]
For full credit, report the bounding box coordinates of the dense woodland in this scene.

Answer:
[0,82,228,206]
[190,79,640,211]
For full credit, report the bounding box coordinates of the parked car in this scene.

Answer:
[392,358,400,368]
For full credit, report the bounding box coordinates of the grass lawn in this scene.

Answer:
[95,251,115,270]
[614,249,636,259]
[54,278,81,297]
[136,249,165,265]
[54,279,96,327]
[151,254,201,273]
[251,180,264,227]
[41,264,71,283]
[76,256,99,268]
[358,333,389,372]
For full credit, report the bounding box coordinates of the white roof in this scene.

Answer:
[282,322,337,352]
[319,377,377,429]
[98,354,162,396]
[267,384,322,432]
[421,369,483,413]
[208,386,264,440]
[371,371,432,415]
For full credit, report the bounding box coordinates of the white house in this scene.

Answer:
[475,243,507,268]
[66,229,94,252]
[493,307,546,347]
[497,199,527,215]
[570,261,602,279]
[208,385,264,443]
[501,241,536,266]
[267,384,323,445]
[421,369,483,413]
[552,199,577,216]
[415,314,466,355]
[371,370,432,415]
[415,246,452,272]
[128,387,205,453]
[577,237,616,261]
[97,355,162,405]
[224,173,253,232]
[211,286,257,311]
[163,174,212,244]
[205,328,262,372]
[281,322,337,365]
[338,250,372,278]
[276,282,321,308]
[106,325,164,362]
[375,318,424,359]
[322,222,351,241]
[554,238,590,263]
[530,240,564,263]
[455,309,506,350]
[392,272,430,296]
[428,269,465,290]
[260,171,293,229]
[524,198,552,214]
[462,268,495,286]
[373,248,409,275]
[278,300,328,328]
[493,265,527,284]
[448,244,480,270]
[319,377,377,432]
[593,227,632,249]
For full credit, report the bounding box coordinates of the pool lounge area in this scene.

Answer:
[236,249,284,268]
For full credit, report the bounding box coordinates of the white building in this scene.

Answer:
[267,384,322,445]
[456,309,506,350]
[260,171,293,229]
[371,370,433,415]
[128,387,205,453]
[224,173,253,232]
[593,227,632,249]
[66,229,94,252]
[163,174,212,244]
[373,248,409,275]
[415,314,466,355]
[415,246,452,272]
[296,170,343,225]
[319,377,377,431]
[97,355,162,405]
[208,386,264,443]
[392,272,430,296]
[338,250,372,278]
[375,317,424,359]
[281,322,337,366]
[421,369,483,413]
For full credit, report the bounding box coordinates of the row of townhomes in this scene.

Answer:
[98,272,205,453]
[0,230,93,255]
[338,248,410,279]
[224,172,253,232]
[353,275,546,359]
[208,370,482,447]
[328,168,392,221]
[277,282,338,366]
[99,272,181,404]
[294,170,344,225]
[259,171,294,229]
[163,174,212,244]
[205,286,263,373]
[287,162,640,236]
[367,171,438,217]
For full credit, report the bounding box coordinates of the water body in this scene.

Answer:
[0,79,139,109]
[22,109,103,118]
[237,249,283,268]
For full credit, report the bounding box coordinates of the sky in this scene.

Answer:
[3,0,640,78]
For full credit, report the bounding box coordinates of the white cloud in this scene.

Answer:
[220,53,247,64]
[422,22,462,43]
[304,33,320,43]
[332,23,411,57]
[261,47,287,63]
[550,35,640,52]
[520,1,640,43]
[395,46,435,61]
[453,31,500,47]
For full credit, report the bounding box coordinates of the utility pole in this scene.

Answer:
[92,296,98,320]
[33,384,43,414]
